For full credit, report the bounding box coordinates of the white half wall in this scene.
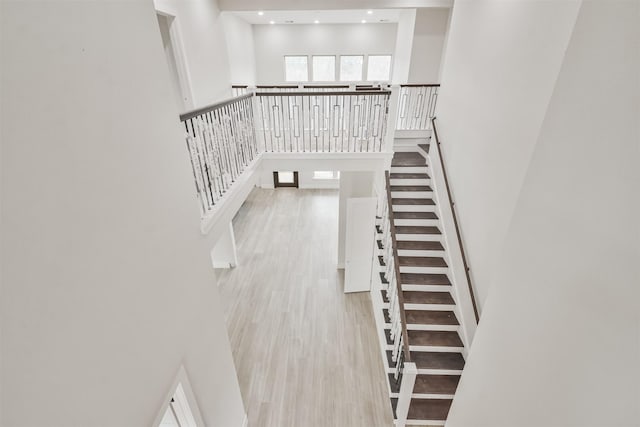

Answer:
[447,1,640,425]
[221,12,257,86]
[154,0,233,108]
[407,7,450,83]
[252,23,398,84]
[435,0,582,308]
[0,1,245,425]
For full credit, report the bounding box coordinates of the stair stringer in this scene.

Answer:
[424,142,478,349]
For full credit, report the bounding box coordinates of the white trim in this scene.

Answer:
[153,365,206,427]
[154,3,195,110]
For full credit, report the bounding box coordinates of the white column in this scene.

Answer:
[211,221,238,269]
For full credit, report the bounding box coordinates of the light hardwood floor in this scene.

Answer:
[216,187,394,427]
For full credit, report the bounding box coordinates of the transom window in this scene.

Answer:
[284,56,309,82]
[367,55,392,81]
[312,56,336,81]
[339,55,364,82]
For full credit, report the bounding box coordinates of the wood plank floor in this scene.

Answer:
[217,188,393,427]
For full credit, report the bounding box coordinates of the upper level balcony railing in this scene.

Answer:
[255,89,391,153]
[180,84,438,216]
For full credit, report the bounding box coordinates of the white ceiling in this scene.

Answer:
[231,9,406,25]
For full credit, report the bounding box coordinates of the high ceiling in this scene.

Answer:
[218,0,452,11]
[230,9,406,25]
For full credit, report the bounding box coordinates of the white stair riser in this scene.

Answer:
[409,345,464,353]
[412,393,455,400]
[407,324,459,332]
[397,249,445,257]
[390,178,431,186]
[393,204,437,212]
[391,191,433,199]
[388,392,456,400]
[395,233,442,241]
[400,266,449,275]
[404,303,456,311]
[390,166,428,174]
[401,419,445,426]
[385,368,463,376]
[416,369,462,376]
[384,322,460,332]
[394,218,439,227]
[402,284,452,292]
[394,141,428,148]
[384,342,463,352]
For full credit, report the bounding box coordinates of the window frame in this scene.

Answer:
[311,55,337,82]
[339,54,365,82]
[284,55,309,82]
[366,54,393,82]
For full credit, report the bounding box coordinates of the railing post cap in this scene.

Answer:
[403,362,418,374]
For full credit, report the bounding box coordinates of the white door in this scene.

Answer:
[344,197,377,293]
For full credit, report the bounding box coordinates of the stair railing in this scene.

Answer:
[381,171,418,425]
[179,94,259,217]
[179,88,396,216]
[396,84,440,131]
[231,85,249,97]
[254,89,391,153]
[431,117,480,322]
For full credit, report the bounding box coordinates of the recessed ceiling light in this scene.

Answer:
[258,11,264,16]
[367,10,373,14]
[269,20,275,24]
[285,20,294,24]
[361,19,367,23]
[314,20,319,24]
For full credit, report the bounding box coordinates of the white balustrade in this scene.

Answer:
[396,85,439,131]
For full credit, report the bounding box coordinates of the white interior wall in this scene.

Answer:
[407,7,450,83]
[391,9,416,85]
[0,1,245,426]
[435,0,582,308]
[252,23,398,84]
[258,170,339,189]
[154,0,233,108]
[447,1,640,425]
[298,172,340,189]
[221,13,257,86]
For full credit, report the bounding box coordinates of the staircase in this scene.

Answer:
[378,148,467,426]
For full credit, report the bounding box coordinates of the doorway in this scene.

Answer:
[273,171,299,188]
[155,12,193,111]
